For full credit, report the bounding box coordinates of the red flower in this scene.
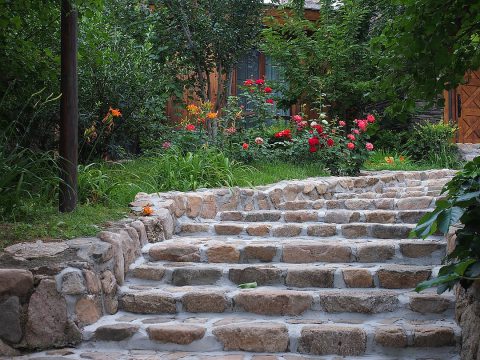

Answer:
[327,138,334,147]
[338,120,346,127]
[275,129,292,140]
[266,98,274,104]
[347,134,356,141]
[185,124,195,131]
[308,137,319,147]
[264,87,273,93]
[312,125,323,134]
[367,114,375,123]
[244,79,254,86]
[347,142,355,150]
[366,142,374,151]
[292,115,302,122]
[255,79,265,85]
[357,120,367,132]
[242,143,249,150]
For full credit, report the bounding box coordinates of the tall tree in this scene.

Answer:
[373,0,480,115]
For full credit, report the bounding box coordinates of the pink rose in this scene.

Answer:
[255,137,264,145]
[366,142,374,151]
[347,134,356,141]
[338,120,346,127]
[367,114,375,123]
[357,120,367,132]
[353,129,360,135]
[293,115,302,122]
[347,142,355,150]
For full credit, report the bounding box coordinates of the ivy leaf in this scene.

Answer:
[410,209,440,238]
[454,258,477,276]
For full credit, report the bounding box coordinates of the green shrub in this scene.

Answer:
[404,122,459,167]
[371,130,409,152]
[412,157,480,293]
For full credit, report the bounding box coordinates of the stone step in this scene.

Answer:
[118,286,454,317]
[178,221,424,239]
[128,262,442,290]
[217,209,430,224]
[82,312,460,356]
[145,237,446,265]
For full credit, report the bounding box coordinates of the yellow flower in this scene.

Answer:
[206,112,218,119]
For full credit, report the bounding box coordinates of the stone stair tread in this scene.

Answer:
[80,312,460,356]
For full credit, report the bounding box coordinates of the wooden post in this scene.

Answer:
[59,0,78,212]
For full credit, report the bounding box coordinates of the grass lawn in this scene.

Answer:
[0,160,326,250]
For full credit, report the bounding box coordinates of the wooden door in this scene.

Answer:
[455,70,480,143]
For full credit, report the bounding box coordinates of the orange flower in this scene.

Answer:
[109,107,122,117]
[206,112,218,119]
[142,206,154,216]
[187,104,200,114]
[385,156,394,164]
[399,156,406,163]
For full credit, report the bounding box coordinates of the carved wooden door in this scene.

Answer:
[457,70,480,143]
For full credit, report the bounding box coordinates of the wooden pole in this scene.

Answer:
[59,0,78,212]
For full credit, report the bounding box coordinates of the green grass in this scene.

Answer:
[363,150,462,171]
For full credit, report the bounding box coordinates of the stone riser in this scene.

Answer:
[82,316,460,357]
[118,288,455,317]
[178,222,423,240]
[146,238,446,265]
[130,263,441,290]
[215,209,430,225]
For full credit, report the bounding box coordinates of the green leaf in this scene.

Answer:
[238,282,257,289]
[415,273,460,293]
[454,258,476,276]
[436,206,464,234]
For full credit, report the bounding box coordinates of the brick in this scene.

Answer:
[356,244,395,262]
[244,211,281,222]
[214,224,244,235]
[319,291,399,313]
[374,198,395,210]
[131,265,165,281]
[377,265,431,289]
[182,292,228,313]
[371,224,412,239]
[400,242,444,258]
[284,211,318,223]
[244,245,277,262]
[396,197,433,210]
[120,293,176,314]
[283,244,352,263]
[306,224,337,237]
[374,326,407,348]
[342,269,374,288]
[412,326,455,347]
[365,211,395,223]
[147,324,206,344]
[171,267,222,286]
[220,211,243,221]
[180,223,210,233]
[207,245,240,263]
[409,294,452,314]
[341,224,368,238]
[234,289,312,315]
[344,199,371,210]
[229,266,283,286]
[95,323,139,341]
[213,323,288,352]
[149,243,200,262]
[298,325,367,356]
[272,225,302,237]
[284,201,312,210]
[285,268,334,288]
[246,224,271,236]
[324,210,360,224]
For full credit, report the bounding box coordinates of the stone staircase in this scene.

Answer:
[76,170,461,359]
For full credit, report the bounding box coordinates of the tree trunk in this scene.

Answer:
[59,0,78,213]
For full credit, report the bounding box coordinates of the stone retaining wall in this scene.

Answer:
[0,170,456,355]
[0,218,150,355]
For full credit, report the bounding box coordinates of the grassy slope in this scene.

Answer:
[0,161,326,249]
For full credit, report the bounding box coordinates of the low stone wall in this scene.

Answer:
[0,169,456,355]
[0,218,154,355]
